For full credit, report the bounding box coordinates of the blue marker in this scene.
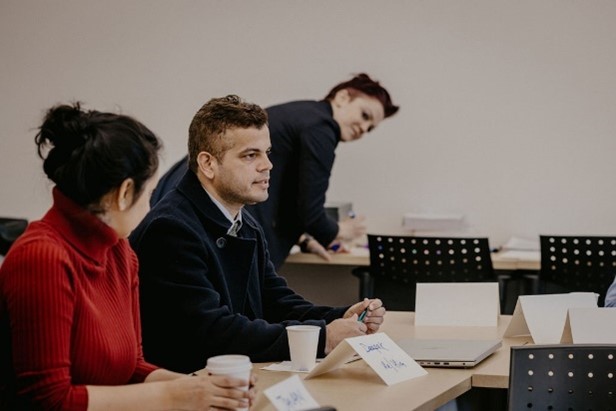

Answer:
[358,308,368,322]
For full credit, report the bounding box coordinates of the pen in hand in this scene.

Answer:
[358,308,368,322]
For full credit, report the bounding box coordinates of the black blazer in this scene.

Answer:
[130,171,347,373]
[247,100,341,268]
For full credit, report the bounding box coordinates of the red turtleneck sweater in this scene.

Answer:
[0,188,158,410]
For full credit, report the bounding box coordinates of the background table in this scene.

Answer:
[281,249,540,311]
[284,247,540,271]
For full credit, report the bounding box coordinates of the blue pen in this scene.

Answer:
[358,308,368,322]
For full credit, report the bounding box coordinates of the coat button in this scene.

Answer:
[216,237,226,248]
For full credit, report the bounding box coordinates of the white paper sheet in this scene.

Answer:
[561,307,616,343]
[261,361,314,373]
[305,333,427,386]
[415,282,500,327]
[495,250,540,261]
[345,333,427,385]
[501,236,540,251]
[263,375,320,411]
[504,292,598,343]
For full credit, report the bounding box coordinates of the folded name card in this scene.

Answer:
[504,292,598,344]
[415,282,500,327]
[561,307,616,344]
[305,332,427,386]
[263,375,320,411]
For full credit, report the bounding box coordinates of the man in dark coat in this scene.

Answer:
[130,95,385,373]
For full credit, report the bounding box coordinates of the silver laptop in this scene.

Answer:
[397,338,502,368]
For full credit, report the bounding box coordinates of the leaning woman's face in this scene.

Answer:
[332,92,385,142]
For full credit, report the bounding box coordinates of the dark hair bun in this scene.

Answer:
[36,102,89,155]
[34,102,161,212]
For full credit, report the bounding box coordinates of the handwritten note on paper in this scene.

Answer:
[345,333,427,386]
[263,375,320,411]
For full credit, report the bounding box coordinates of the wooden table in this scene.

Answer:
[252,311,531,411]
[284,248,541,271]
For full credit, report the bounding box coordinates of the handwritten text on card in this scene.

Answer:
[263,375,320,411]
[346,333,427,385]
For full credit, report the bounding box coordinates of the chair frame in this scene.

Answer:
[508,344,616,410]
[353,235,497,311]
[539,235,616,306]
[0,218,28,256]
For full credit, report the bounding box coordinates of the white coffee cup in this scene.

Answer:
[205,354,252,411]
[286,325,321,372]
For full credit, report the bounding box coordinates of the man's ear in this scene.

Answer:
[332,88,351,107]
[116,178,135,211]
[197,151,217,179]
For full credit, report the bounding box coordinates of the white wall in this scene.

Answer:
[2,0,616,248]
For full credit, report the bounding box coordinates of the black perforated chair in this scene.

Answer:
[508,344,616,410]
[0,218,28,256]
[353,235,497,311]
[539,235,616,307]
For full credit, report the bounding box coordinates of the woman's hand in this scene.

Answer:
[166,373,252,410]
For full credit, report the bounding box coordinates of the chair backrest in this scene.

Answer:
[508,344,616,410]
[0,218,28,256]
[366,235,495,310]
[539,235,616,306]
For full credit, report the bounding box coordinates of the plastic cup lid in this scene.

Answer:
[206,354,252,374]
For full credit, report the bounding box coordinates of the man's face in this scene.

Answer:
[331,89,386,142]
[209,126,272,214]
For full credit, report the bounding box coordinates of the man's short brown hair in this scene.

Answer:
[188,95,268,171]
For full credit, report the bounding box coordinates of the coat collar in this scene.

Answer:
[317,99,342,142]
[176,170,261,235]
[176,170,262,316]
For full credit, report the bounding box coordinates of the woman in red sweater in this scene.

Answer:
[0,103,253,410]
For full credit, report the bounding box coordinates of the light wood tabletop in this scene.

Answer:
[252,311,531,411]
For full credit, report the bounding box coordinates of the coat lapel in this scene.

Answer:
[177,172,261,315]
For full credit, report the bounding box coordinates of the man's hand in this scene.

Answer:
[344,298,386,334]
[324,316,367,354]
